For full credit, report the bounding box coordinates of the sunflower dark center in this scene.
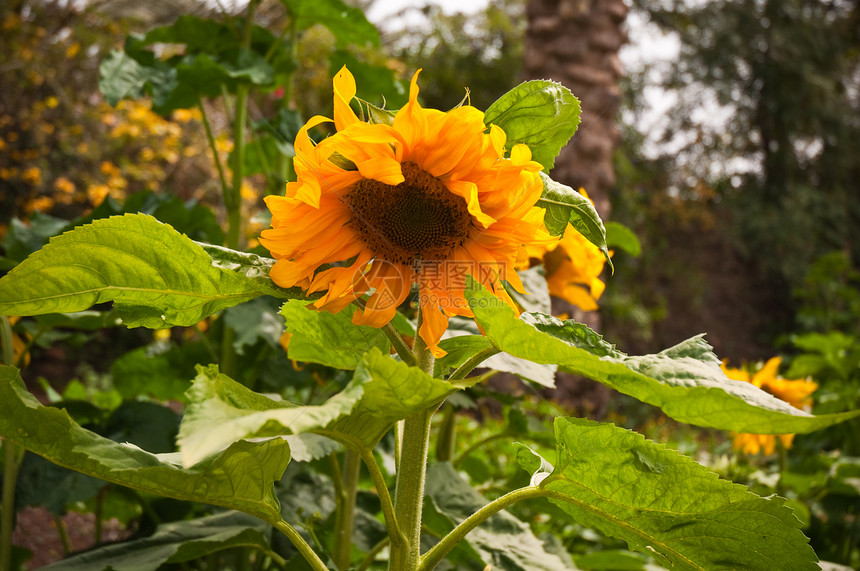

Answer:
[344,162,472,265]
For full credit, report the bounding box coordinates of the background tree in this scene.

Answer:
[523,0,628,223]
[630,0,860,341]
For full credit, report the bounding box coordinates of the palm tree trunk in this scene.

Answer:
[524,0,627,221]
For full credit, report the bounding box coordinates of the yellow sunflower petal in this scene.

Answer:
[754,356,783,387]
[445,180,495,228]
[418,305,449,357]
[357,156,405,185]
[333,66,359,131]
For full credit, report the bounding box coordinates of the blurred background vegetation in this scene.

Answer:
[1,0,859,568]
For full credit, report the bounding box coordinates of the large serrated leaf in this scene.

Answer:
[179,350,468,465]
[327,349,463,445]
[466,280,860,434]
[178,364,360,466]
[99,49,175,108]
[199,243,304,300]
[524,418,819,571]
[0,365,289,522]
[0,214,267,328]
[438,319,557,386]
[483,80,581,171]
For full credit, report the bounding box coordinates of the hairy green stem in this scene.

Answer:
[359,448,404,549]
[390,407,433,570]
[197,98,229,196]
[1,439,17,571]
[382,322,417,366]
[272,519,328,571]
[418,486,548,570]
[1,316,18,571]
[435,403,457,462]
[357,536,389,571]
[333,449,361,570]
[390,308,436,570]
[448,346,500,381]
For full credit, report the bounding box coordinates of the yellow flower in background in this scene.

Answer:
[723,357,818,455]
[542,225,607,311]
[261,66,554,356]
[7,317,31,367]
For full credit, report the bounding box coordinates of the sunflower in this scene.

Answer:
[722,357,818,455]
[261,67,554,356]
[544,229,607,311]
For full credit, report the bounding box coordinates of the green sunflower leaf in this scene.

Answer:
[279,301,390,369]
[466,280,860,434]
[605,221,642,257]
[199,243,305,300]
[179,350,466,464]
[523,417,818,571]
[438,322,556,387]
[0,365,288,523]
[0,214,280,328]
[537,173,611,266]
[484,80,581,171]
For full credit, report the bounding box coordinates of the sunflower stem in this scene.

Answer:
[435,403,456,462]
[418,486,548,571]
[333,448,361,570]
[390,309,435,571]
[272,519,328,571]
[448,346,500,381]
[382,322,416,366]
[1,316,20,571]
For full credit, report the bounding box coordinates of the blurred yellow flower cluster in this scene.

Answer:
[722,357,818,455]
[0,8,228,230]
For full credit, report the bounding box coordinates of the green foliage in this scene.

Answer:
[484,80,581,171]
[521,418,819,571]
[786,331,860,456]
[425,463,576,570]
[3,2,858,568]
[537,173,610,264]
[384,0,526,111]
[793,251,860,336]
[282,0,380,48]
[41,511,274,571]
[0,214,275,327]
[632,0,860,343]
[281,301,390,369]
[100,14,291,115]
[0,365,290,522]
[604,221,642,257]
[465,280,860,434]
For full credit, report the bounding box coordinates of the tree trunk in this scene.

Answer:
[524,0,627,411]
[524,0,627,221]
